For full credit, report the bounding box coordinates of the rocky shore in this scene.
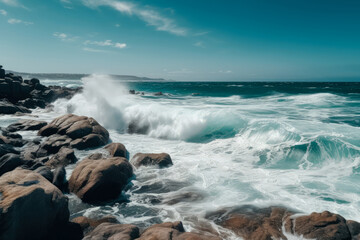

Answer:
[1,66,360,240]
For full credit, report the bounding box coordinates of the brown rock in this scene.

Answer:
[0,168,70,240]
[6,119,47,132]
[46,146,77,168]
[208,206,293,240]
[83,223,139,240]
[131,153,173,168]
[38,114,109,150]
[347,220,360,239]
[104,142,127,158]
[284,211,352,240]
[68,157,133,203]
[72,215,119,235]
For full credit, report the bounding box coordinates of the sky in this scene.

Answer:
[0,0,360,81]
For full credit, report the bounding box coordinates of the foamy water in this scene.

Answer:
[1,75,359,239]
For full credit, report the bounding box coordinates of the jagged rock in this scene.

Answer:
[0,100,30,114]
[0,168,70,240]
[6,119,47,132]
[284,211,352,240]
[0,153,23,176]
[39,114,109,150]
[46,146,77,168]
[69,157,133,203]
[83,223,139,240]
[131,153,173,168]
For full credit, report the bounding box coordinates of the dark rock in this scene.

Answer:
[68,157,133,203]
[0,144,19,156]
[40,134,72,154]
[0,153,23,176]
[131,153,173,168]
[129,89,135,94]
[19,98,46,109]
[39,114,109,150]
[0,168,70,240]
[0,67,4,79]
[30,78,40,85]
[284,211,352,240]
[2,130,22,139]
[83,223,139,240]
[72,216,119,235]
[34,166,54,182]
[46,146,77,168]
[0,135,26,147]
[127,121,149,134]
[154,91,163,96]
[6,119,47,132]
[346,220,360,239]
[0,100,30,114]
[52,166,67,191]
[57,222,84,240]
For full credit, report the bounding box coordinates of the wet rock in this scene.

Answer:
[83,223,139,240]
[284,211,352,240]
[40,134,72,154]
[138,221,221,240]
[52,166,67,191]
[208,206,294,240]
[0,65,4,79]
[18,98,46,109]
[1,130,22,139]
[129,89,135,94]
[154,91,163,96]
[72,215,119,235]
[104,142,127,158]
[0,100,30,114]
[131,153,173,168]
[34,166,54,182]
[46,146,77,168]
[0,135,26,147]
[346,220,360,239]
[0,168,70,240]
[0,144,19,156]
[0,153,23,176]
[6,119,47,132]
[128,121,149,134]
[39,114,109,150]
[68,157,133,203]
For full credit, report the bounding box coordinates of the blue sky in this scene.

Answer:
[0,0,360,80]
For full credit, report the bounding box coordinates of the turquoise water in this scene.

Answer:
[4,75,360,238]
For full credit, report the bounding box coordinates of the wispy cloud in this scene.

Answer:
[194,41,205,48]
[0,9,7,15]
[83,47,109,53]
[53,32,78,41]
[82,0,187,36]
[8,18,33,25]
[0,0,19,7]
[84,39,127,49]
[194,31,210,36]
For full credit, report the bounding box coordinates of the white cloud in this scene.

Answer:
[82,0,187,36]
[0,9,7,15]
[115,23,120,27]
[53,32,78,41]
[8,18,33,25]
[84,39,126,49]
[60,0,71,3]
[0,0,19,7]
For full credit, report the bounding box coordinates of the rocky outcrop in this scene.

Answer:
[207,206,294,240]
[83,223,140,240]
[284,211,352,240]
[138,221,221,240]
[0,99,31,114]
[38,114,109,150]
[46,146,77,168]
[0,65,5,79]
[0,153,23,176]
[0,168,71,240]
[131,153,173,168]
[72,215,119,235]
[6,119,47,132]
[68,157,133,203]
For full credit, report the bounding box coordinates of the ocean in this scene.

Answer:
[1,75,360,238]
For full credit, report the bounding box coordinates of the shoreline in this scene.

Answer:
[1,65,360,240]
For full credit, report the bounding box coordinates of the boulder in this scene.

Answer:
[68,157,133,203]
[0,100,30,114]
[6,119,47,132]
[0,66,4,79]
[0,144,19,156]
[0,153,23,176]
[72,215,119,235]
[83,223,139,240]
[0,168,70,240]
[346,220,360,239]
[40,134,72,154]
[34,166,54,182]
[52,166,67,191]
[46,146,77,168]
[131,153,173,168]
[138,221,221,240]
[208,206,293,240]
[1,130,22,139]
[39,114,109,150]
[104,142,127,158]
[19,98,46,109]
[0,135,26,147]
[284,211,352,240]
